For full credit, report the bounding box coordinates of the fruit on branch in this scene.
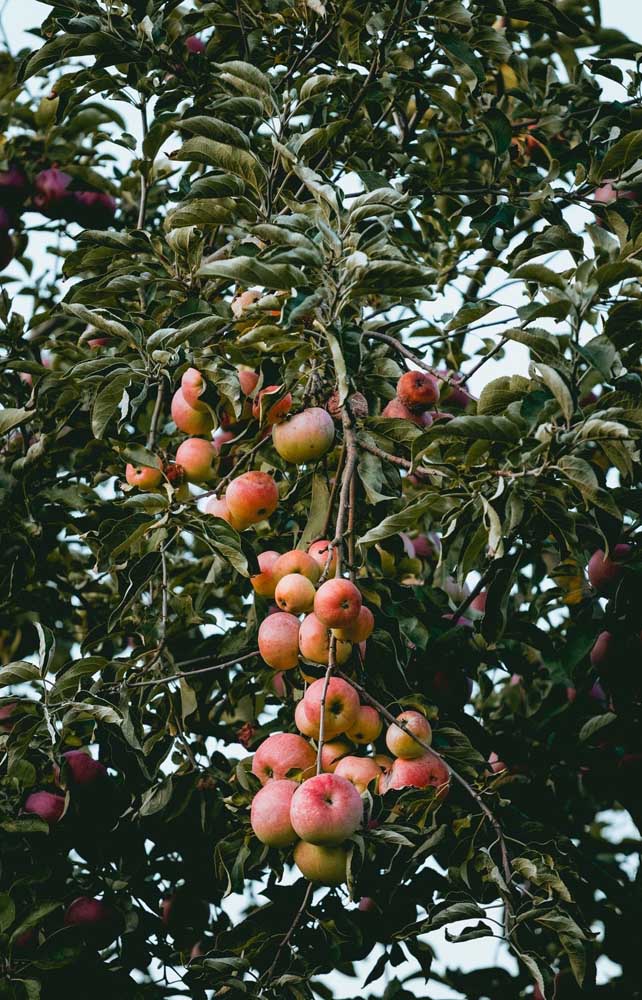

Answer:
[213,428,236,453]
[487,752,507,774]
[590,631,615,670]
[469,591,487,613]
[175,438,217,483]
[334,755,382,793]
[33,167,72,218]
[587,544,631,595]
[440,372,475,410]
[381,398,432,427]
[346,705,383,745]
[125,463,162,490]
[71,190,116,228]
[204,495,243,529]
[358,896,377,913]
[62,750,108,786]
[250,550,280,598]
[274,572,316,614]
[290,772,363,845]
[258,612,300,670]
[396,371,440,410]
[252,385,292,424]
[593,181,636,206]
[381,754,450,797]
[293,842,348,886]
[251,733,316,784]
[307,539,337,577]
[320,738,352,772]
[181,368,208,410]
[238,368,259,396]
[385,710,432,759]
[225,471,279,528]
[272,550,320,585]
[24,790,65,825]
[298,611,354,665]
[333,605,375,643]
[250,779,298,847]
[0,702,17,732]
[302,677,360,738]
[295,699,319,738]
[185,34,206,54]
[0,163,29,217]
[64,897,120,946]
[272,407,335,464]
[314,579,362,629]
[171,388,214,435]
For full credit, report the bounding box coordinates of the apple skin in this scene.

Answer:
[258,612,300,670]
[396,371,440,410]
[290,772,363,845]
[238,368,259,396]
[125,463,162,491]
[251,733,316,784]
[274,573,316,614]
[252,385,292,424]
[181,368,208,411]
[62,750,107,786]
[302,677,360,738]
[64,897,119,946]
[587,544,631,595]
[225,471,279,527]
[333,605,374,643]
[320,738,352,772]
[346,705,382,745]
[385,710,432,759]
[295,698,319,738]
[185,34,206,54]
[412,532,440,561]
[272,407,335,464]
[487,752,507,774]
[590,630,615,670]
[381,753,450,798]
[204,495,243,530]
[250,779,298,847]
[175,438,218,484]
[299,613,352,667]
[469,590,487,613]
[381,398,432,427]
[293,842,348,885]
[273,550,320,585]
[307,539,337,576]
[334,755,382,793]
[251,550,280,598]
[358,896,377,913]
[33,167,72,219]
[171,388,214,435]
[24,790,65,826]
[314,578,362,629]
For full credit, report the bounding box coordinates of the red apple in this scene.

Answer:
[396,370,440,410]
[175,438,217,483]
[62,750,107,786]
[252,385,292,424]
[251,550,280,598]
[381,753,450,797]
[251,732,316,784]
[24,791,65,826]
[171,388,214,435]
[320,738,352,772]
[298,613,352,667]
[250,779,298,847]
[125,463,162,491]
[274,573,316,614]
[225,471,279,528]
[307,539,337,576]
[333,605,374,643]
[587,544,631,595]
[290,772,363,844]
[204,495,243,530]
[381,398,432,427]
[334,755,382,793]
[258,612,300,670]
[64,897,119,946]
[273,550,320,585]
[302,676,359,737]
[314,578,362,629]
[181,368,208,411]
[346,705,382,745]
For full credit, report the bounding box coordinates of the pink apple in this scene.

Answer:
[320,738,352,772]
[381,754,450,798]
[175,438,217,483]
[299,613,352,666]
[250,779,298,847]
[272,407,335,464]
[250,550,280,598]
[314,578,362,629]
[290,772,363,845]
[587,544,631,595]
[385,710,432,759]
[171,388,214,435]
[334,755,382,793]
[302,677,360,738]
[24,790,65,826]
[251,733,316,784]
[346,705,382,745]
[258,612,300,670]
[125,463,162,491]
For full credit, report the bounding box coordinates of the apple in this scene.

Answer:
[225,471,279,527]
[274,573,316,614]
[238,368,259,396]
[272,407,335,464]
[320,738,352,772]
[251,550,280,598]
[590,630,615,670]
[64,897,119,946]
[290,772,363,844]
[381,753,450,797]
[250,779,298,847]
[125,463,162,491]
[373,753,394,770]
[251,732,316,784]
[171,388,214,435]
[33,166,72,219]
[204,495,243,529]
[314,579,362,629]
[441,372,475,410]
[24,790,65,825]
[0,163,29,212]
[346,705,382,745]
[307,539,337,576]
[469,591,487,613]
[231,288,262,318]
[273,550,320,585]
[62,750,107,786]
[333,605,374,643]
[397,370,440,410]
[334,755,382,793]
[302,676,360,738]
[326,389,369,420]
[412,533,440,561]
[185,34,206,54]
[381,398,432,427]
[71,190,116,229]
[181,368,208,410]
[258,612,300,670]
[252,385,292,424]
[293,842,348,886]
[488,751,507,774]
[358,896,377,912]
[587,544,631,595]
[385,710,432,759]
[295,698,319,738]
[175,438,217,483]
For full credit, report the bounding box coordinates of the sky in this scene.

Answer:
[2,2,640,997]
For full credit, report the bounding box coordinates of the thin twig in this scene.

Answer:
[260,882,314,990]
[147,378,165,449]
[363,330,451,385]
[320,442,346,539]
[123,650,258,689]
[137,101,149,231]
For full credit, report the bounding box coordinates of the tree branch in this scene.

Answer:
[123,650,258,689]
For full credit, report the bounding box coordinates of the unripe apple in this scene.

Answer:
[204,495,243,530]
[346,705,382,745]
[251,732,316,784]
[302,676,360,737]
[385,710,432,759]
[587,544,631,595]
[307,539,337,576]
[175,438,217,483]
[273,550,320,585]
[64,897,120,946]
[274,573,316,614]
[293,842,348,885]
[299,613,353,666]
[258,612,300,670]
[321,738,352,772]
[290,772,363,844]
[171,388,214,435]
[251,550,280,598]
[333,605,374,643]
[397,370,440,410]
[225,471,279,527]
[252,386,292,424]
[314,578,362,629]
[250,779,298,847]
[181,368,208,411]
[62,750,107,786]
[334,755,382,793]
[24,790,65,825]
[380,753,450,797]
[272,407,335,464]
[381,397,431,427]
[125,463,163,491]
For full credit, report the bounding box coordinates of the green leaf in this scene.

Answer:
[0,407,33,436]
[358,495,435,548]
[176,115,251,149]
[198,256,306,289]
[579,712,617,742]
[558,456,621,517]
[92,373,133,439]
[0,893,15,932]
[420,902,486,931]
[481,108,513,155]
[531,363,573,424]
[0,661,41,685]
[598,129,642,180]
[171,137,265,190]
[512,264,567,291]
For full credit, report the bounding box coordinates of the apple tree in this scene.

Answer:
[1,1,642,998]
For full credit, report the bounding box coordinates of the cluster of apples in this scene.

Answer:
[382,370,441,427]
[249,698,450,886]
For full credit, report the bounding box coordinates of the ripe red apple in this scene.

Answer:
[334,755,382,793]
[251,732,316,784]
[302,676,360,737]
[258,612,300,670]
[397,370,440,410]
[314,578,362,629]
[62,750,107,786]
[33,166,72,219]
[185,34,206,54]
[250,779,298,847]
[293,842,348,885]
[307,539,337,576]
[181,368,208,410]
[358,896,377,912]
[64,897,119,946]
[385,710,432,759]
[488,751,507,774]
[125,463,162,491]
[250,550,280,598]
[171,388,214,435]
[272,407,335,464]
[273,550,320,585]
[469,591,487,613]
[381,753,450,797]
[274,573,316,614]
[238,368,259,396]
[295,698,319,738]
[381,398,431,427]
[290,772,363,844]
[204,495,243,529]
[333,605,374,643]
[71,190,116,229]
[412,533,440,561]
[175,438,217,483]
[225,471,279,527]
[24,790,65,825]
[252,385,292,424]
[587,544,631,595]
[590,630,614,670]
[0,163,29,212]
[346,705,382,745]
[321,738,352,772]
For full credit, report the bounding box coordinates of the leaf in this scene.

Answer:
[481,108,513,155]
[420,902,486,932]
[0,407,33,436]
[435,31,485,86]
[300,473,331,548]
[176,115,251,149]
[92,373,133,439]
[299,74,337,102]
[140,778,173,817]
[0,893,15,931]
[579,712,617,742]
[358,494,435,548]
[444,921,494,943]
[558,456,621,517]
[10,902,62,944]
[531,363,573,424]
[512,264,567,291]
[598,129,642,180]
[0,661,41,685]
[171,138,265,190]
[62,304,132,341]
[198,256,306,289]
